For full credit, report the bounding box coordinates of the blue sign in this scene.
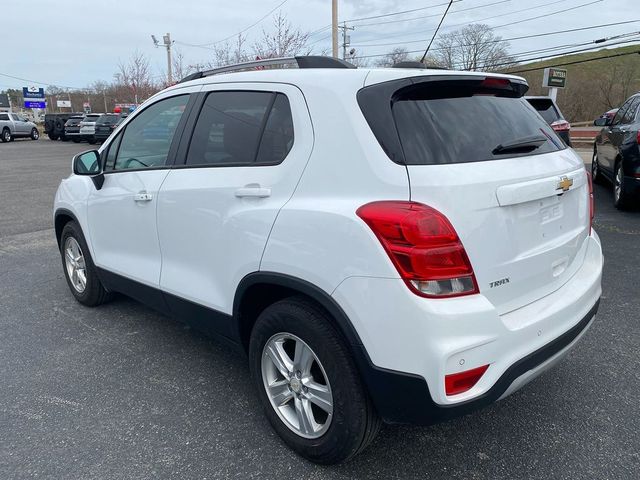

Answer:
[24,100,46,109]
[23,87,45,99]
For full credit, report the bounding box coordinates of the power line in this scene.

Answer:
[179,0,291,48]
[350,19,640,49]
[421,0,455,62]
[354,0,576,45]
[355,0,512,28]
[0,72,83,90]
[346,0,462,23]
[508,49,640,73]
[490,38,640,69]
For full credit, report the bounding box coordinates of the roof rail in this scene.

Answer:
[179,55,356,83]
[392,61,446,70]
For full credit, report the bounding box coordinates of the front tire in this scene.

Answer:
[88,137,97,145]
[60,221,110,307]
[48,133,59,141]
[613,161,635,210]
[30,128,39,140]
[1,128,11,143]
[591,148,605,185]
[249,297,380,464]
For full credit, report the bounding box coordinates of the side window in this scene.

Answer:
[0,114,8,121]
[103,131,123,171]
[256,94,294,165]
[186,91,272,166]
[612,98,633,125]
[114,95,188,171]
[621,97,640,124]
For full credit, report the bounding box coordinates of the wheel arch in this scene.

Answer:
[233,272,364,353]
[54,208,80,248]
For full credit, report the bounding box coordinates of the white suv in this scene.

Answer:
[54,56,603,464]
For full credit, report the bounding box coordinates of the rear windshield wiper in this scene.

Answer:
[492,135,548,155]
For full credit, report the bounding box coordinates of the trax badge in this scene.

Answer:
[489,278,510,288]
[557,176,573,193]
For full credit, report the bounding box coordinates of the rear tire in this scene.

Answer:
[613,161,634,210]
[72,138,80,143]
[1,128,10,143]
[30,128,39,140]
[249,297,381,464]
[88,137,97,145]
[60,221,111,307]
[48,133,59,141]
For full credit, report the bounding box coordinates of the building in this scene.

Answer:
[0,93,10,112]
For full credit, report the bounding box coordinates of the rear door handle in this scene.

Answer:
[134,191,153,202]
[235,184,271,198]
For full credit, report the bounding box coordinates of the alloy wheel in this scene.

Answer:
[64,237,87,293]
[261,333,333,439]
[614,165,623,203]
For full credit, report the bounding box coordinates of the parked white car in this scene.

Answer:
[78,113,102,144]
[0,112,39,142]
[53,56,603,464]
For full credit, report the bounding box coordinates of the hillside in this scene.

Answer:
[505,44,640,122]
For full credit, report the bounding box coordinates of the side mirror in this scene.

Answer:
[593,117,608,127]
[72,150,104,189]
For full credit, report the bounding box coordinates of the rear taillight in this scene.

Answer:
[636,131,640,145]
[586,171,594,235]
[550,119,571,132]
[445,364,489,396]
[356,201,478,298]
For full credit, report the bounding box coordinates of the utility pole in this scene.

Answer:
[152,33,174,85]
[340,21,355,60]
[331,0,338,58]
[103,90,108,113]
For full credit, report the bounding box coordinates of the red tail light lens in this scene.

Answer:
[550,120,571,132]
[586,171,594,235]
[445,364,489,396]
[636,131,640,145]
[356,201,478,298]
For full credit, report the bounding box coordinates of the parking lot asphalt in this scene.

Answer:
[1,139,639,479]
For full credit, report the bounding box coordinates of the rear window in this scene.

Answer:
[97,115,119,124]
[85,115,100,122]
[526,98,561,123]
[359,77,565,165]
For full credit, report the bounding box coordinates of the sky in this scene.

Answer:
[1,0,638,90]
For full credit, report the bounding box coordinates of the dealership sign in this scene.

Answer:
[542,68,567,89]
[24,100,46,109]
[23,86,46,99]
[57,100,72,108]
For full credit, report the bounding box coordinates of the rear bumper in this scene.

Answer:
[333,233,603,424]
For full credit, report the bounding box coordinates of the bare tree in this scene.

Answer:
[253,12,310,59]
[374,47,409,67]
[209,34,252,68]
[116,51,158,103]
[434,24,514,71]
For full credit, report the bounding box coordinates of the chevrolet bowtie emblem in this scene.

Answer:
[557,176,573,192]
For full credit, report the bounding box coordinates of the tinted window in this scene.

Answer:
[620,97,640,124]
[104,131,123,171]
[0,114,8,121]
[256,94,294,164]
[526,98,560,124]
[391,85,563,165]
[186,91,272,166]
[97,115,119,125]
[612,98,633,125]
[114,95,188,170]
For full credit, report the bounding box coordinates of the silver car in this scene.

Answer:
[0,112,39,142]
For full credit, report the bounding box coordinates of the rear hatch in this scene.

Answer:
[359,74,590,314]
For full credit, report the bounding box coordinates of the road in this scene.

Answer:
[1,140,638,479]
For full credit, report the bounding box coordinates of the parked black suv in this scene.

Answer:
[525,96,572,147]
[64,115,85,143]
[593,93,640,209]
[94,114,125,142]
